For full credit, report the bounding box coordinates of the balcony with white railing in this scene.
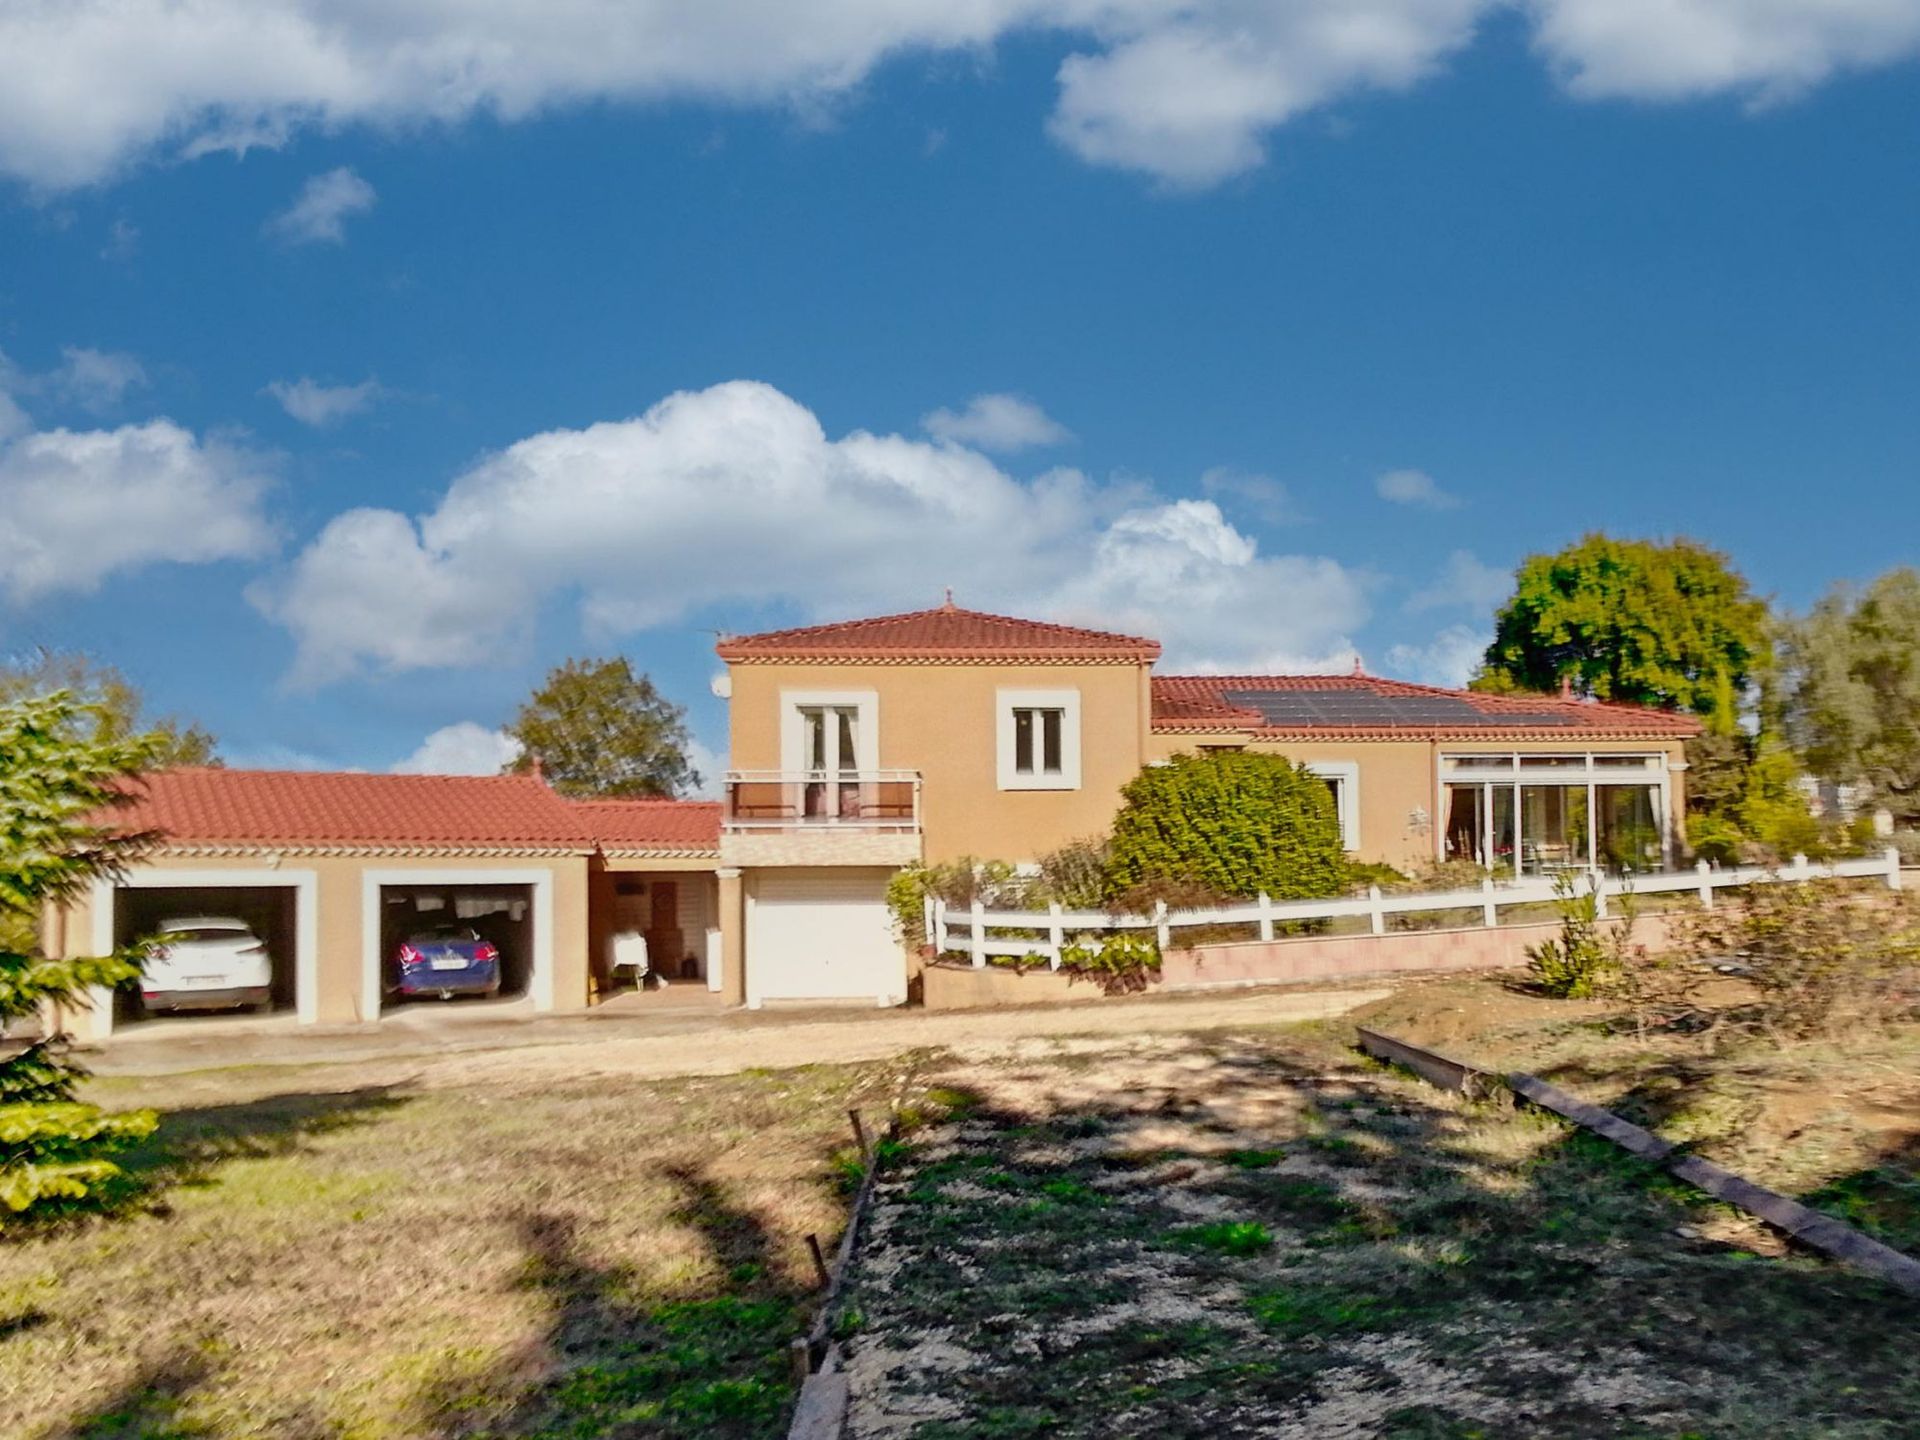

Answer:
[719,770,924,867]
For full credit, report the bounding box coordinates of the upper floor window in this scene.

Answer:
[998,689,1081,791]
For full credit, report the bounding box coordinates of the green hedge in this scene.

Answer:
[1104,752,1347,903]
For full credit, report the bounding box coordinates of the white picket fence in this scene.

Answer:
[928,848,1907,972]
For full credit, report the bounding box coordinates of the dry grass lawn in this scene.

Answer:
[1348,976,1920,1255]
[845,1026,1920,1439]
[0,1056,914,1439]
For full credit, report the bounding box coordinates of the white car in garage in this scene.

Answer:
[141,916,273,1013]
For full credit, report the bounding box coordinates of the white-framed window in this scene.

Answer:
[780,690,879,773]
[997,689,1082,790]
[1303,761,1361,852]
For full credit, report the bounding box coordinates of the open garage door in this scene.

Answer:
[377,883,534,1011]
[748,868,905,1006]
[109,882,302,1027]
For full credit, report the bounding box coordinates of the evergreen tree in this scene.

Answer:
[0,693,163,1213]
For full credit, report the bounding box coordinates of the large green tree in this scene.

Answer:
[1474,534,1770,722]
[0,692,163,1213]
[0,650,218,768]
[1105,752,1347,903]
[1782,567,1920,822]
[505,657,699,798]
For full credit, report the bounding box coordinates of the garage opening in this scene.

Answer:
[111,884,298,1025]
[378,883,533,1009]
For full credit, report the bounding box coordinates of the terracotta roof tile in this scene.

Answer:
[569,798,722,852]
[716,604,1160,663]
[1151,674,1701,739]
[112,769,721,854]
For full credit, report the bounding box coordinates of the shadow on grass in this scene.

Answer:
[845,1043,1920,1440]
[53,1343,348,1440]
[1801,1131,1920,1256]
[410,1161,821,1439]
[3,1085,408,1238]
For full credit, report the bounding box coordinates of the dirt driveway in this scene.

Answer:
[82,985,1392,1095]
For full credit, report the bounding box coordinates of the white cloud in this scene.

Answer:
[102,218,140,261]
[254,379,1370,685]
[265,376,385,427]
[391,721,523,775]
[682,736,728,799]
[1375,467,1460,510]
[1200,465,1298,525]
[1386,624,1489,688]
[265,167,376,245]
[1048,1,1488,187]
[2,3,1915,192]
[47,346,148,412]
[0,418,275,604]
[921,393,1071,451]
[1526,0,1920,104]
[1406,548,1510,613]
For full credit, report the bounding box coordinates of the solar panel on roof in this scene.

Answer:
[1221,689,1575,728]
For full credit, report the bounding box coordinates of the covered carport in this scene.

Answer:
[87,867,319,1035]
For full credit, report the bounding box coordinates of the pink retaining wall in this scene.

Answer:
[1162,912,1686,990]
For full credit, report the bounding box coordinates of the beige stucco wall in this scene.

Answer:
[727,660,1153,864]
[53,849,596,1037]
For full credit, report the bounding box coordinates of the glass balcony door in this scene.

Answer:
[799,705,861,821]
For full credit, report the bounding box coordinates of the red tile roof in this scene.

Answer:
[1151,674,1702,740]
[111,769,721,854]
[569,798,723,853]
[716,604,1160,663]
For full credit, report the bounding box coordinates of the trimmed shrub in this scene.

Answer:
[1104,752,1347,903]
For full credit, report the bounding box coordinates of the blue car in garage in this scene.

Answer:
[390,924,502,1000]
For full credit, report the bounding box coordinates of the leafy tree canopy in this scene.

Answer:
[0,649,218,768]
[1105,752,1347,903]
[1782,567,1920,821]
[1474,534,1770,726]
[0,692,163,1213]
[505,657,699,798]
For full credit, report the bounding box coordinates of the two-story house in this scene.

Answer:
[48,600,1696,1039]
[710,600,1699,1008]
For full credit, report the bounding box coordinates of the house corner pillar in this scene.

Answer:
[716,868,746,1006]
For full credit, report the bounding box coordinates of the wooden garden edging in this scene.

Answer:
[785,1107,897,1440]
[1356,1029,1920,1297]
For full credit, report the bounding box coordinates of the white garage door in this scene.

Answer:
[749,869,904,1006]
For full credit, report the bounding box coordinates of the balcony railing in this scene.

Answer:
[722,770,923,834]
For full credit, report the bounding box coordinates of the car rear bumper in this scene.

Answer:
[393,969,501,996]
[143,985,273,1013]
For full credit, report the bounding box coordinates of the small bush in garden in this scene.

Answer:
[1526,874,1638,999]
[886,857,1025,946]
[1059,932,1161,994]
[1105,751,1347,903]
[1681,878,1920,1039]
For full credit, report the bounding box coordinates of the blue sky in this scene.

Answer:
[1,3,1917,782]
